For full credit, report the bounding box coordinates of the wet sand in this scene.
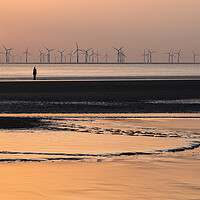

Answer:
[0,80,199,113]
[0,114,200,199]
[0,159,200,200]
[0,80,200,101]
[0,80,200,198]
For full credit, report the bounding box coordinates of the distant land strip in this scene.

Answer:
[0,62,200,65]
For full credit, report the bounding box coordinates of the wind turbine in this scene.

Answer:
[81,48,91,63]
[170,51,175,63]
[67,51,73,63]
[96,50,101,63]
[74,42,82,63]
[57,49,65,63]
[90,49,96,63]
[44,53,48,63]
[2,45,13,63]
[39,50,45,63]
[7,51,15,63]
[45,47,54,63]
[140,50,147,63]
[113,47,124,63]
[63,55,66,63]
[146,51,150,63]
[54,53,57,63]
[119,50,126,63]
[147,49,156,63]
[23,47,31,63]
[193,51,199,63]
[165,49,172,63]
[175,49,182,64]
[104,51,109,63]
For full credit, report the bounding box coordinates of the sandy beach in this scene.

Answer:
[0,81,200,199]
[2,0,200,199]
[0,80,199,113]
[0,114,200,199]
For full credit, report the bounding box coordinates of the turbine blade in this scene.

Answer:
[2,45,7,50]
[113,47,118,51]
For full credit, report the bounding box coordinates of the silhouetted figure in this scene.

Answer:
[33,67,37,80]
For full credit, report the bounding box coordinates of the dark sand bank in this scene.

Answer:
[0,80,199,113]
[0,117,47,129]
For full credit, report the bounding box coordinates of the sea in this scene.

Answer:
[0,63,200,81]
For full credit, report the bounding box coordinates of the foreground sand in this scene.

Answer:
[0,114,200,199]
[0,158,200,200]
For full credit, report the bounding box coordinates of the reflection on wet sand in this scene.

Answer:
[0,114,200,199]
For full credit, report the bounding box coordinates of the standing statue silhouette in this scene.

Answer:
[33,67,37,80]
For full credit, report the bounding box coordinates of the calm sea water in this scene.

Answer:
[0,63,200,81]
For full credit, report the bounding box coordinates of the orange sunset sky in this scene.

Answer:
[0,0,200,62]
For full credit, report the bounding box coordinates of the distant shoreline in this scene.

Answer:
[0,62,200,65]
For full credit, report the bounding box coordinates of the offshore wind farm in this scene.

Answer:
[0,44,200,64]
[0,42,200,64]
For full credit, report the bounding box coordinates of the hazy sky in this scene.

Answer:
[1,0,200,62]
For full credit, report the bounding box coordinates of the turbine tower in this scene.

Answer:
[90,49,96,63]
[54,53,57,63]
[147,49,156,63]
[23,47,31,63]
[67,51,73,63]
[146,51,150,63]
[57,49,65,63]
[193,51,199,63]
[2,45,13,63]
[81,48,91,63]
[104,51,109,63]
[120,51,126,63]
[113,47,124,63]
[96,50,101,63]
[64,55,67,63]
[140,50,147,63]
[45,47,54,63]
[170,51,175,63]
[175,49,182,64]
[165,49,172,63]
[39,50,44,63]
[74,42,82,63]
